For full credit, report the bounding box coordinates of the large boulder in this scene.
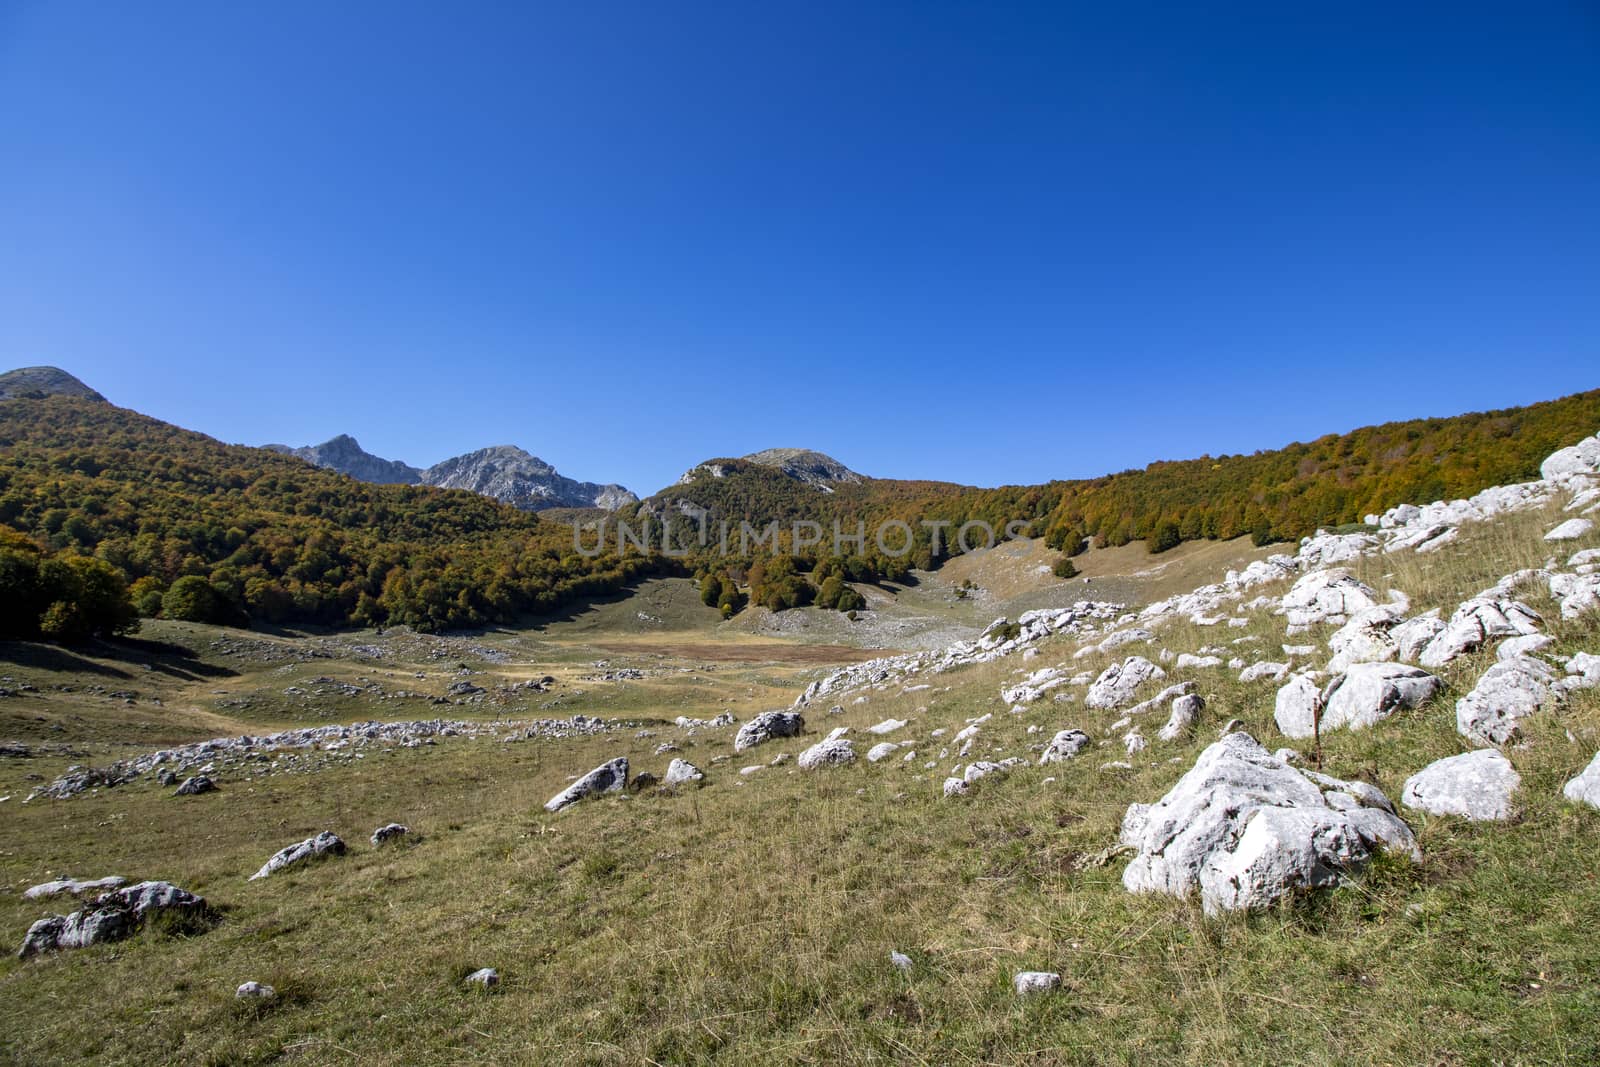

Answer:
[1273,663,1439,739]
[1455,657,1559,746]
[1390,613,1446,662]
[1419,597,1542,668]
[1321,663,1441,732]
[1540,434,1600,480]
[1562,752,1600,809]
[1401,749,1520,821]
[250,831,347,880]
[544,758,629,812]
[797,738,856,769]
[734,711,805,752]
[1086,657,1166,710]
[1280,569,1380,628]
[1119,733,1417,913]
[19,881,209,958]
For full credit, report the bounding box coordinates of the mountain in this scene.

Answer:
[422,445,639,511]
[264,434,422,485]
[267,436,637,510]
[0,366,108,403]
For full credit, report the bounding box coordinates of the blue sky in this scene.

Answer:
[1,2,1596,496]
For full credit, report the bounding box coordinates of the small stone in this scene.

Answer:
[236,981,276,1000]
[663,758,705,787]
[889,951,913,971]
[1013,971,1062,995]
[174,775,216,796]
[370,823,409,846]
[464,967,499,988]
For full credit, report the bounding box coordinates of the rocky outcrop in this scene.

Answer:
[1120,733,1416,913]
[1401,749,1520,821]
[1419,598,1543,668]
[19,881,208,958]
[250,832,347,880]
[544,758,629,812]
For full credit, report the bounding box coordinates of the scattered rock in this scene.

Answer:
[1419,597,1542,668]
[1562,753,1600,809]
[1545,518,1595,541]
[663,758,705,788]
[465,967,500,988]
[889,950,913,971]
[797,738,856,770]
[1039,729,1090,765]
[174,775,216,796]
[1158,694,1205,742]
[1013,971,1062,995]
[1456,657,1559,746]
[544,757,629,812]
[734,711,805,752]
[867,718,908,735]
[628,772,660,793]
[1321,663,1441,732]
[867,742,900,763]
[236,981,276,1000]
[1120,733,1417,913]
[1086,657,1166,710]
[1401,749,1520,821]
[249,832,347,880]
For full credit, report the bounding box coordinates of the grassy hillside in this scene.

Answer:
[2,483,1597,1064]
[0,397,667,632]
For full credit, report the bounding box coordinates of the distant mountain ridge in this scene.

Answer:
[267,434,636,511]
[0,366,107,403]
[264,435,422,485]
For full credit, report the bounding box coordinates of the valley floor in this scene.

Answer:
[2,512,1599,1064]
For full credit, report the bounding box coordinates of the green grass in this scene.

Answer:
[1,507,1598,1064]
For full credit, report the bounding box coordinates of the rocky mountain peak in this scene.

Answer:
[742,448,864,489]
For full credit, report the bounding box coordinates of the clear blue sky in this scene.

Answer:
[2,2,1596,496]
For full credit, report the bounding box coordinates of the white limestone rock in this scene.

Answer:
[1085,657,1166,710]
[1455,657,1559,746]
[663,758,705,787]
[544,758,629,813]
[734,711,805,752]
[798,737,856,770]
[1545,518,1595,541]
[1039,729,1090,765]
[1401,749,1520,821]
[1562,752,1600,809]
[1119,733,1416,913]
[1419,597,1543,668]
[249,832,347,880]
[1158,694,1205,742]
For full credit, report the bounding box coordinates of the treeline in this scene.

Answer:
[0,398,670,636]
[655,389,1600,568]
